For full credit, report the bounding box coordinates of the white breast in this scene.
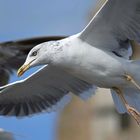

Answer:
[58,37,127,88]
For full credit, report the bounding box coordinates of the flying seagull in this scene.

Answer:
[0,0,140,125]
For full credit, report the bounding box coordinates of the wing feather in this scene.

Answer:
[0,65,96,117]
[79,0,140,57]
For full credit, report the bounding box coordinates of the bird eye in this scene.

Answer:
[31,51,38,56]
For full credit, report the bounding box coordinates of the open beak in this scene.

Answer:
[17,59,35,77]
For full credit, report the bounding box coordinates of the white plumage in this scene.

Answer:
[0,0,140,125]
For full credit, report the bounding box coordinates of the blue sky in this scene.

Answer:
[0,0,96,140]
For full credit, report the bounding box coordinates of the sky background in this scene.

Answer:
[0,0,97,140]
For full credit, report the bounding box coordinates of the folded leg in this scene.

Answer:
[112,87,140,125]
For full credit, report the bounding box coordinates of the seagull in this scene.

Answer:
[0,0,140,125]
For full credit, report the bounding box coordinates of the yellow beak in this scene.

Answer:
[17,64,30,77]
[17,59,36,77]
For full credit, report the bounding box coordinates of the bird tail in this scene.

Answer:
[111,60,140,114]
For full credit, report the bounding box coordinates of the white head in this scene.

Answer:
[17,40,63,76]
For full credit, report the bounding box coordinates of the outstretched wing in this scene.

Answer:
[79,0,140,58]
[0,36,66,86]
[0,65,96,117]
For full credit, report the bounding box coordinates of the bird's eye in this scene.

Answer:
[31,51,38,56]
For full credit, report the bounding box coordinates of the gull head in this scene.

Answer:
[17,40,63,76]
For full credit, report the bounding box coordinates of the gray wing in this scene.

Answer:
[79,0,140,58]
[0,36,66,86]
[0,65,96,117]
